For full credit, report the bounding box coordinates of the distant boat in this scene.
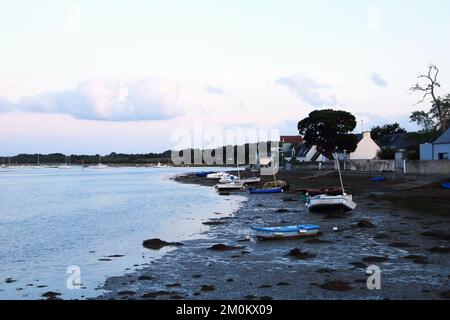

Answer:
[57,155,72,169]
[251,224,320,240]
[91,156,108,169]
[248,186,283,194]
[241,177,261,184]
[153,161,169,168]
[206,172,227,179]
[370,177,385,182]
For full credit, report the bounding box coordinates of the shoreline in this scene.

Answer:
[98,170,450,300]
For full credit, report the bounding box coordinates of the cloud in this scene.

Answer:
[16,78,182,121]
[371,72,388,87]
[276,73,338,107]
[0,97,14,113]
[205,85,226,95]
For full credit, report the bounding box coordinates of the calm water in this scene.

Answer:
[0,166,242,300]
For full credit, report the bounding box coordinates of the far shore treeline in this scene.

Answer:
[0,142,280,166]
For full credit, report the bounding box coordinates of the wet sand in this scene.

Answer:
[99,170,450,300]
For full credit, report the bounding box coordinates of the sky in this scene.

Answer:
[1,0,450,155]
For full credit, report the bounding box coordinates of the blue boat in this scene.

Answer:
[248,187,283,194]
[442,182,450,189]
[370,177,385,182]
[251,224,320,240]
[194,171,216,177]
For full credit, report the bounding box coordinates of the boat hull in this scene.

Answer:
[248,187,283,194]
[251,224,320,240]
[306,194,356,213]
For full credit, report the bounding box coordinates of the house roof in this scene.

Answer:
[378,134,412,149]
[294,143,313,158]
[280,135,304,144]
[434,128,450,144]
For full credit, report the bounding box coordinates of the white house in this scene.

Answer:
[348,131,381,160]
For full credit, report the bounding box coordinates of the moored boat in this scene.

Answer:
[215,181,245,191]
[305,193,356,213]
[251,224,320,240]
[248,187,283,194]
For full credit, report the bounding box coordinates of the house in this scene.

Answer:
[280,136,304,159]
[294,144,328,162]
[348,131,381,160]
[420,128,450,160]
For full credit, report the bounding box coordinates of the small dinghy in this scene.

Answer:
[215,181,244,191]
[306,194,356,213]
[370,177,385,182]
[248,187,283,194]
[195,171,215,177]
[251,224,320,240]
[241,177,261,184]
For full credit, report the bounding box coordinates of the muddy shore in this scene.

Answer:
[99,170,450,300]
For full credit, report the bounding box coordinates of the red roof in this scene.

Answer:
[280,136,304,144]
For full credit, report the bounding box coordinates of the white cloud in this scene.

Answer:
[16,78,182,121]
[276,73,338,107]
[205,85,227,95]
[0,97,14,113]
[371,72,388,87]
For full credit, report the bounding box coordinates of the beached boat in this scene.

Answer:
[241,177,261,184]
[251,224,320,240]
[195,171,215,177]
[215,181,244,191]
[306,194,356,213]
[305,153,356,213]
[219,174,238,183]
[370,177,385,182]
[441,182,450,190]
[248,186,283,194]
[206,172,227,179]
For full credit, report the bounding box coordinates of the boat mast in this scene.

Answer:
[335,153,345,195]
[37,154,40,166]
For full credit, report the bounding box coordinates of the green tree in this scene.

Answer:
[297,109,358,159]
[376,147,396,160]
[371,123,407,140]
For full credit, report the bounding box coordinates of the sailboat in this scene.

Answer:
[215,162,245,191]
[92,156,108,169]
[305,153,356,213]
[57,155,72,169]
[248,154,285,194]
[32,154,42,169]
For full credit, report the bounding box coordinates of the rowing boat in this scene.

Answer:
[251,224,320,240]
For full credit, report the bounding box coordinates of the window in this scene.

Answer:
[438,153,449,160]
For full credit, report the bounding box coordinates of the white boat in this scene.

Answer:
[251,224,320,240]
[305,152,356,213]
[306,194,356,213]
[219,174,239,183]
[57,155,72,169]
[91,156,108,169]
[206,172,227,179]
[153,161,169,168]
[215,181,245,191]
[241,177,261,184]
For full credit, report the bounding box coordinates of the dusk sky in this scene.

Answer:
[1,0,449,155]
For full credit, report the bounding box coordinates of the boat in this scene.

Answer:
[263,180,289,191]
[441,182,450,190]
[248,187,283,194]
[305,194,356,213]
[195,171,215,177]
[219,174,238,183]
[370,177,385,182]
[153,161,170,168]
[251,224,320,240]
[206,172,227,179]
[91,156,108,169]
[305,153,356,213]
[215,181,245,191]
[57,155,72,169]
[241,177,261,184]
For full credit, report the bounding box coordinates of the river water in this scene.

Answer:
[0,166,242,299]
